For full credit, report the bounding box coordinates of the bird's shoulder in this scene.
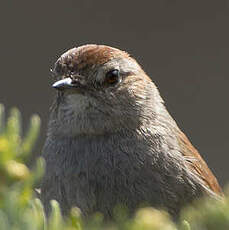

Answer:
[177,130,222,195]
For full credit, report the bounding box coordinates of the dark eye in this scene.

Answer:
[105,69,121,85]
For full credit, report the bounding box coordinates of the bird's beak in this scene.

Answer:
[52,77,81,90]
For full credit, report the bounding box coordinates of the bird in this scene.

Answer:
[40,44,222,219]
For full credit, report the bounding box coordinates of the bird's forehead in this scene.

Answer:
[54,45,129,75]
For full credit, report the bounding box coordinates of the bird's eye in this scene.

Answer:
[105,69,121,85]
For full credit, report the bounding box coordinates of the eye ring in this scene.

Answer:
[105,69,121,86]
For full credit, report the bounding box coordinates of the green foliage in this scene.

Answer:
[0,104,228,230]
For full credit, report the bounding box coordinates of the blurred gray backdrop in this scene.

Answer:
[0,0,228,186]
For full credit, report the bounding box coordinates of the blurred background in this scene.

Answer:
[0,0,228,186]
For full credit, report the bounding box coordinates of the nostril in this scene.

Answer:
[70,74,84,85]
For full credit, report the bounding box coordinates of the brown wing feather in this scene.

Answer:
[177,130,222,195]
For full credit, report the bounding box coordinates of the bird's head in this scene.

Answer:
[50,44,164,136]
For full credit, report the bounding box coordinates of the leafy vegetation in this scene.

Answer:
[0,104,228,230]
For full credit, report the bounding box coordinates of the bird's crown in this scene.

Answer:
[53,44,130,77]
